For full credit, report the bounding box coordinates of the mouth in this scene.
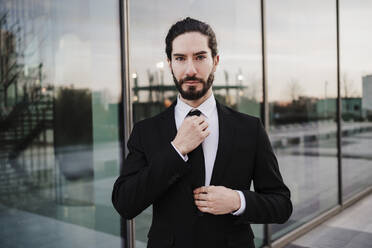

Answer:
[184,80,201,85]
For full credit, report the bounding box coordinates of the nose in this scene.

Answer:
[185,60,197,77]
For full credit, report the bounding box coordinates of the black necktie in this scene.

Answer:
[186,109,205,190]
[187,109,202,117]
[186,109,207,220]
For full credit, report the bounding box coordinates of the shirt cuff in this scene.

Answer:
[171,142,188,162]
[232,190,246,216]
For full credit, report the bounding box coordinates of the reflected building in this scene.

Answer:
[362,74,372,119]
[316,97,362,121]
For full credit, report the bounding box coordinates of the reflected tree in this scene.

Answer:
[287,78,305,102]
[341,72,358,98]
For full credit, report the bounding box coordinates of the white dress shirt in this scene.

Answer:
[171,93,246,215]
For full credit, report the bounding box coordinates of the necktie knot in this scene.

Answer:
[187,109,201,117]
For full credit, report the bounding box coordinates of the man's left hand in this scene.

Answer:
[193,186,241,215]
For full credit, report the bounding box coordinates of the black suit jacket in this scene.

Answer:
[112,100,292,248]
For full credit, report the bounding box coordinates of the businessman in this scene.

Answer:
[112,17,292,248]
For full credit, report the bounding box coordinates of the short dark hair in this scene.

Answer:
[165,17,218,61]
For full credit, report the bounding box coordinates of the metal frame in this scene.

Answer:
[118,0,134,247]
[336,0,343,207]
[261,0,269,132]
[260,0,272,247]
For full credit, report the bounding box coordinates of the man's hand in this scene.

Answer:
[172,115,210,155]
[193,186,241,215]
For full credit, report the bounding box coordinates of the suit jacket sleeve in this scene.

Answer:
[236,119,292,224]
[111,122,189,219]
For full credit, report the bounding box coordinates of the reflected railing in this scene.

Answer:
[131,68,262,123]
[1,11,55,197]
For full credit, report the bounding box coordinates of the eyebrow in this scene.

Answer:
[194,51,208,56]
[172,51,208,57]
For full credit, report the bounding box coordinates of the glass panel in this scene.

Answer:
[266,0,338,240]
[0,0,122,247]
[129,0,263,247]
[339,0,372,200]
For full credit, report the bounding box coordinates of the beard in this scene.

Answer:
[172,71,214,100]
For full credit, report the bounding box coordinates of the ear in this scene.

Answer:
[212,55,219,72]
[167,58,172,70]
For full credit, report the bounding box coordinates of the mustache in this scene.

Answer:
[179,76,205,84]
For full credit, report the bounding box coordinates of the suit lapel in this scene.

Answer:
[210,101,236,186]
[159,101,177,142]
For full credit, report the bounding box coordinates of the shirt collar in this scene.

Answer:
[175,93,216,119]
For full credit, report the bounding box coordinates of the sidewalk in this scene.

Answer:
[285,192,372,248]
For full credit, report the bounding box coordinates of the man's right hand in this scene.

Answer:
[172,115,210,156]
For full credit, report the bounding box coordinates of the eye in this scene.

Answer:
[196,55,206,60]
[175,57,185,61]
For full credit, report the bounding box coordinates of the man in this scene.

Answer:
[112,17,292,248]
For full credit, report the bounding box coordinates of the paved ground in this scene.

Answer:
[285,192,372,248]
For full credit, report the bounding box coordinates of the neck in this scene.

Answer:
[180,88,213,108]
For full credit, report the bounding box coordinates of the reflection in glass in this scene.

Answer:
[266,0,338,240]
[129,0,263,246]
[340,0,372,200]
[0,0,122,247]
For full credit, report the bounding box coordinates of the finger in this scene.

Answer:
[201,129,210,138]
[194,200,208,207]
[186,115,198,120]
[195,116,206,124]
[193,186,206,194]
[199,121,209,131]
[204,186,211,193]
[195,186,209,194]
[194,193,208,201]
[193,187,202,194]
[198,206,212,213]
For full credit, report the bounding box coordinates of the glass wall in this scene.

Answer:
[339,0,372,200]
[266,0,339,240]
[0,0,122,247]
[129,0,263,246]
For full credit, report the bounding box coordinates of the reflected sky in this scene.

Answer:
[1,0,121,101]
[266,0,338,102]
[2,0,371,103]
[339,0,372,98]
